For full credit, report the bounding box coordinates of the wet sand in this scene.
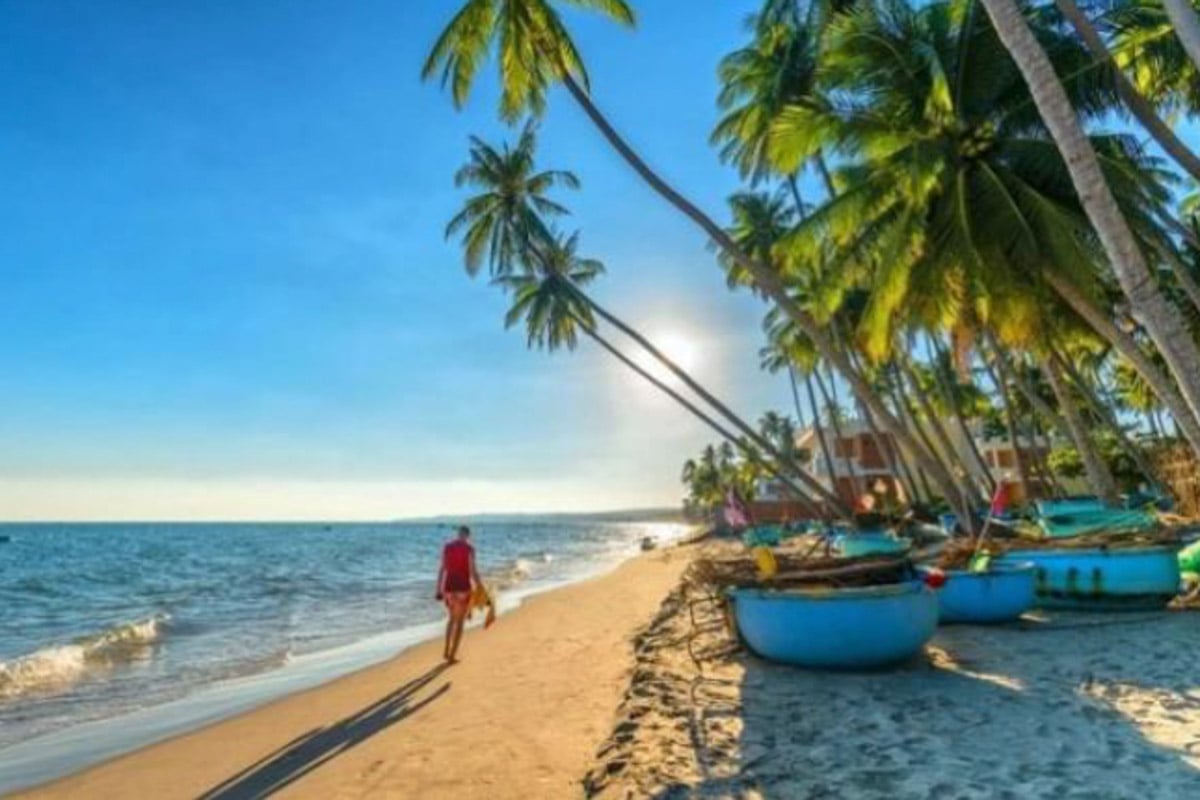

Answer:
[14,545,693,799]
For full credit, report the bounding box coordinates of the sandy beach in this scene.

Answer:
[12,537,1200,800]
[13,545,693,799]
[587,545,1200,799]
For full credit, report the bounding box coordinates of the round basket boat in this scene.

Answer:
[833,530,910,558]
[926,562,1036,624]
[730,580,938,670]
[997,546,1181,610]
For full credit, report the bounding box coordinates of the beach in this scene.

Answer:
[13,543,693,799]
[11,536,1200,798]
[587,543,1200,799]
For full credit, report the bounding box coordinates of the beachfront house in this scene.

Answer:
[753,421,908,518]
[972,430,1057,503]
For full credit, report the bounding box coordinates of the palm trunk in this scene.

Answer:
[987,335,1118,501]
[1145,408,1161,438]
[899,357,981,507]
[805,372,841,506]
[1042,353,1120,503]
[557,71,970,514]
[1027,416,1066,498]
[787,366,807,429]
[837,330,922,503]
[1056,351,1160,485]
[814,367,863,500]
[576,318,824,517]
[1147,410,1166,441]
[928,335,997,495]
[884,377,934,502]
[1053,0,1200,181]
[1045,272,1200,457]
[577,289,851,515]
[859,396,918,504]
[814,153,836,200]
[1161,0,1200,73]
[1149,237,1200,315]
[889,363,977,530]
[786,174,805,218]
[978,0,1200,435]
[983,345,1036,503]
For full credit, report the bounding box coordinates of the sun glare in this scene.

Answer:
[632,329,701,384]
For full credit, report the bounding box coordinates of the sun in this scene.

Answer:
[632,329,701,383]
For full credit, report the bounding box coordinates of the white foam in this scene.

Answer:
[0,616,167,699]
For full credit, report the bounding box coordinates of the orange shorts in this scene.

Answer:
[444,591,471,618]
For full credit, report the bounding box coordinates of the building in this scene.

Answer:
[754,420,908,517]
[753,418,1069,519]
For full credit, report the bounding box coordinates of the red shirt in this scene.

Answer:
[442,540,473,592]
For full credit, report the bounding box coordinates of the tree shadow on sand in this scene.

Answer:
[200,663,451,800]
[663,611,1199,799]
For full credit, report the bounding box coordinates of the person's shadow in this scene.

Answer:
[200,663,451,800]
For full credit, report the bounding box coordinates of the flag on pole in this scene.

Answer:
[989,481,1011,518]
[723,488,752,529]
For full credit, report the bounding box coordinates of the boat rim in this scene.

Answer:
[999,545,1180,559]
[730,579,927,602]
[931,561,1037,577]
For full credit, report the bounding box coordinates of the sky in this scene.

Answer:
[0,0,813,520]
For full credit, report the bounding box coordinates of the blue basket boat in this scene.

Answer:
[997,546,1181,610]
[1034,497,1157,539]
[927,562,1037,624]
[833,529,910,558]
[730,580,938,669]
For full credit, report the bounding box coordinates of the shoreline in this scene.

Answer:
[10,543,695,798]
[0,524,690,794]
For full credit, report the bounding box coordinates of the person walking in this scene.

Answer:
[436,525,481,663]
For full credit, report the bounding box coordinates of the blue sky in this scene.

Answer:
[0,0,807,520]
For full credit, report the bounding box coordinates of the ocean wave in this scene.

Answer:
[0,615,168,700]
[485,557,537,591]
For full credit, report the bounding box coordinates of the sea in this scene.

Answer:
[0,518,689,792]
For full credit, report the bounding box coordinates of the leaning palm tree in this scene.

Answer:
[1110,0,1200,118]
[422,0,971,516]
[446,128,848,513]
[1049,0,1200,180]
[976,0,1200,432]
[497,230,832,514]
[767,0,1200,460]
[1158,0,1200,71]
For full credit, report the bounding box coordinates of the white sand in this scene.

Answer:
[588,577,1200,799]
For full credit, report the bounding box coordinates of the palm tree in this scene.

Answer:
[497,231,824,512]
[423,0,972,517]
[1158,0,1200,72]
[446,123,578,277]
[1042,351,1120,502]
[766,0,1200,459]
[1112,358,1169,437]
[927,340,998,495]
[1049,0,1200,181]
[712,10,821,185]
[446,129,848,513]
[758,411,799,458]
[1110,0,1200,117]
[759,338,844,502]
[976,0,1200,434]
[1054,346,1161,484]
